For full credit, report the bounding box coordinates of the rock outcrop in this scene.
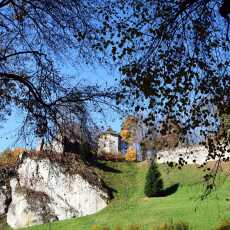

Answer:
[157,145,230,165]
[7,178,57,228]
[0,167,15,217]
[7,153,109,229]
[0,186,9,216]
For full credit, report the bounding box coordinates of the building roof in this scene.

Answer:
[101,128,120,137]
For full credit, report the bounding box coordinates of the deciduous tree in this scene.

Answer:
[97,0,230,192]
[125,145,136,161]
[0,0,116,147]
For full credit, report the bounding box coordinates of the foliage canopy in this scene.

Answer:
[0,0,116,146]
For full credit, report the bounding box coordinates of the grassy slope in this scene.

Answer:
[20,161,230,230]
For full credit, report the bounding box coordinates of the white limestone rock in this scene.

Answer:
[0,185,9,216]
[7,155,109,229]
[0,167,15,216]
[156,145,230,165]
[7,178,56,229]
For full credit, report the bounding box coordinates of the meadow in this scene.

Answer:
[12,160,230,230]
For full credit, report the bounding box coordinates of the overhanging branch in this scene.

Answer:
[0,51,45,62]
[0,72,47,107]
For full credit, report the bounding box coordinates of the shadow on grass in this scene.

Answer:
[104,184,118,199]
[160,183,180,197]
[89,160,120,199]
[91,160,122,173]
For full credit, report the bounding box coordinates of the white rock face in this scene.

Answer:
[7,156,109,229]
[157,145,230,165]
[7,179,52,229]
[0,185,9,216]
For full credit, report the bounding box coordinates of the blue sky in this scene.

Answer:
[0,64,122,151]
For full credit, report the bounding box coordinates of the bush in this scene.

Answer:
[153,221,189,230]
[126,224,141,230]
[215,221,230,230]
[91,225,111,230]
[91,225,101,230]
[144,161,163,197]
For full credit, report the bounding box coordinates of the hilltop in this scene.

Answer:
[20,160,230,230]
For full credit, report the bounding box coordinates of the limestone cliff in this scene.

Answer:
[7,153,109,229]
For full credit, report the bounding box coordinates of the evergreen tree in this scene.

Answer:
[144,161,163,197]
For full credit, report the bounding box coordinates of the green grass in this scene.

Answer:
[8,162,230,229]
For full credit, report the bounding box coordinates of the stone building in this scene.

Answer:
[98,128,123,156]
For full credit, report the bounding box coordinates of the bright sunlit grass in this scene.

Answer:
[19,161,230,230]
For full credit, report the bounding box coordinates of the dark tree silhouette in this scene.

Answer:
[144,161,163,197]
[1,0,230,191]
[96,0,230,193]
[0,0,117,146]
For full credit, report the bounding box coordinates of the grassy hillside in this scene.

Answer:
[11,161,230,229]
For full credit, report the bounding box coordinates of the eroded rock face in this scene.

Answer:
[7,179,56,229]
[7,155,109,229]
[0,167,14,217]
[0,186,9,216]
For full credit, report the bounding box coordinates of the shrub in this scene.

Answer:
[114,226,123,230]
[215,221,230,230]
[153,221,189,230]
[102,226,110,230]
[91,225,101,230]
[91,225,111,230]
[126,224,141,230]
[144,161,163,197]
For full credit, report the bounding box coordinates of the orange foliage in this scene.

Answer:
[12,147,25,155]
[0,147,25,167]
[125,146,136,161]
[120,116,139,143]
[120,129,130,140]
